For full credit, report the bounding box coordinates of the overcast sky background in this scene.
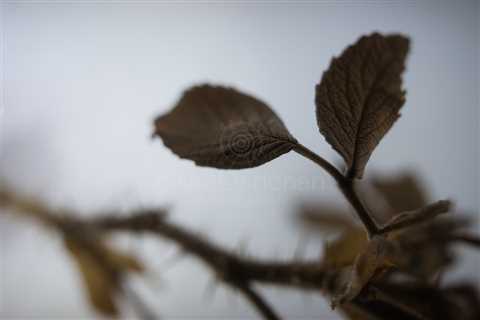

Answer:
[1,1,479,319]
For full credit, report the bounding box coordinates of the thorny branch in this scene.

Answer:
[234,283,280,320]
[0,187,334,320]
[94,211,335,291]
[2,184,480,320]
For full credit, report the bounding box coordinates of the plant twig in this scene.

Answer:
[366,286,429,320]
[94,211,343,319]
[0,190,334,320]
[235,283,280,320]
[446,232,480,248]
[293,143,379,236]
[3,186,479,320]
[94,211,334,291]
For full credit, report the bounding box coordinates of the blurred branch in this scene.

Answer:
[235,283,280,320]
[446,233,480,248]
[0,187,153,319]
[3,185,479,320]
[0,186,335,320]
[93,211,333,292]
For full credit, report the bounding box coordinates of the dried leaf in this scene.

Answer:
[386,228,454,279]
[370,172,428,213]
[315,33,409,178]
[299,205,358,233]
[324,229,368,269]
[65,237,143,316]
[333,236,396,307]
[65,239,118,316]
[380,201,456,278]
[297,204,369,269]
[154,85,297,169]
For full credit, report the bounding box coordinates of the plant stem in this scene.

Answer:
[293,143,379,237]
[95,211,333,290]
[337,178,379,236]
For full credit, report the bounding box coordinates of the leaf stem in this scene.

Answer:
[293,143,379,237]
[292,143,344,183]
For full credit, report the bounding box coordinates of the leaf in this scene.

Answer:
[387,228,454,280]
[315,33,410,178]
[332,236,397,308]
[154,85,297,169]
[299,204,358,233]
[324,229,369,269]
[65,237,143,316]
[297,204,369,269]
[380,200,455,278]
[371,172,429,214]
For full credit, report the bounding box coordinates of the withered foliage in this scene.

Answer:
[0,189,146,317]
[315,34,409,179]
[299,172,480,319]
[1,33,479,320]
[154,85,297,169]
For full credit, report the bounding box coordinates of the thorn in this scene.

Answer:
[236,237,250,256]
[160,249,187,272]
[143,268,167,293]
[228,285,240,310]
[293,235,309,260]
[123,283,157,320]
[202,275,219,302]
[432,267,445,287]
[321,239,330,262]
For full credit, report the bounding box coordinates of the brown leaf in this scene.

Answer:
[324,229,369,269]
[299,204,358,233]
[380,201,456,278]
[154,85,297,169]
[386,226,454,279]
[333,236,396,307]
[65,237,143,316]
[370,172,429,213]
[315,33,409,178]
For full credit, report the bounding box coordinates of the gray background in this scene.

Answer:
[0,0,478,319]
